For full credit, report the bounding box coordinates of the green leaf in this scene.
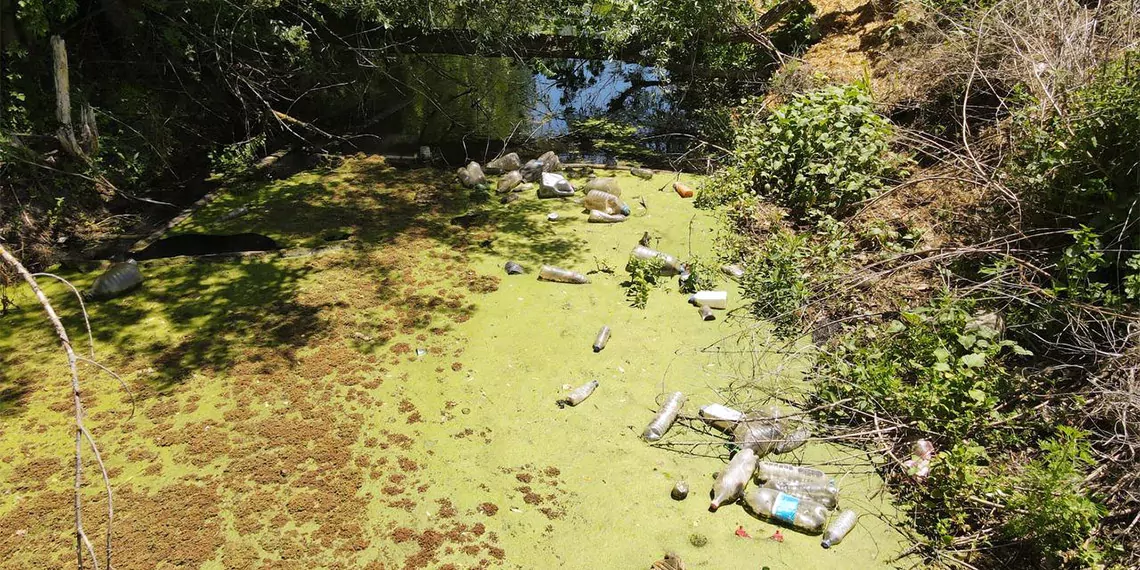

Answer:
[933,347,950,362]
[957,334,976,349]
[960,353,986,368]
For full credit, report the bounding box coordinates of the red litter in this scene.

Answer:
[734,526,752,539]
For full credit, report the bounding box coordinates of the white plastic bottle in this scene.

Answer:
[688,291,727,309]
[743,487,829,533]
[698,404,745,432]
[709,447,759,512]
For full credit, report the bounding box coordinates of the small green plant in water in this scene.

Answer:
[624,255,665,309]
[678,256,719,294]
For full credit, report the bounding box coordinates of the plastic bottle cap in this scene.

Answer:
[620,205,631,216]
[821,540,832,549]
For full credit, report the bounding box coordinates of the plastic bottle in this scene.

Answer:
[538,265,589,284]
[587,210,626,223]
[466,162,486,184]
[584,189,631,216]
[538,151,562,172]
[698,403,744,432]
[821,509,858,548]
[709,447,759,512]
[521,159,545,182]
[486,152,521,173]
[721,264,745,279]
[699,305,715,321]
[558,380,598,408]
[672,481,689,501]
[538,172,575,198]
[734,420,783,457]
[642,391,685,442]
[583,177,622,197]
[630,245,682,275]
[456,166,476,188]
[742,487,829,533]
[688,291,727,309]
[592,326,611,352]
[504,261,524,275]
[755,461,830,485]
[630,167,654,180]
[497,170,523,193]
[673,181,694,198]
[902,439,935,480]
[774,426,812,454]
[763,478,839,509]
[87,260,143,299]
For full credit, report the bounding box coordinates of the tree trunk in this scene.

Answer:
[51,35,83,158]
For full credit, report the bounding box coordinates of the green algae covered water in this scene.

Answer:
[0,157,910,568]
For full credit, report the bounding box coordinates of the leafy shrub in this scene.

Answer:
[624,256,666,309]
[737,218,852,333]
[699,84,906,217]
[678,255,719,294]
[208,135,266,177]
[1004,426,1103,565]
[814,297,1033,443]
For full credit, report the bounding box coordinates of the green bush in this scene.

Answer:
[624,256,666,309]
[699,84,906,217]
[1004,426,1103,565]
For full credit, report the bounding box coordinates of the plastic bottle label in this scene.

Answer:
[772,493,800,524]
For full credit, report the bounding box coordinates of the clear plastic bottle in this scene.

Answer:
[709,447,758,512]
[504,261,524,275]
[538,172,575,198]
[821,509,858,548]
[721,264,745,279]
[642,391,685,442]
[671,481,689,501]
[630,245,682,275]
[699,403,745,432]
[486,152,521,173]
[587,210,626,223]
[583,177,622,197]
[592,326,611,352]
[584,190,631,215]
[688,291,727,309]
[763,478,839,509]
[699,305,715,321]
[558,380,598,408]
[755,461,829,485]
[497,170,523,193]
[774,425,812,454]
[88,260,143,299]
[538,265,589,284]
[630,167,654,180]
[538,150,562,172]
[734,420,783,457]
[521,159,545,182]
[743,487,829,533]
[466,161,486,184]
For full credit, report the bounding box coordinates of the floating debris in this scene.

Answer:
[86,260,143,300]
[630,167,654,180]
[504,261,524,275]
[642,391,685,442]
[538,265,588,284]
[592,326,611,352]
[557,380,599,408]
[671,481,689,501]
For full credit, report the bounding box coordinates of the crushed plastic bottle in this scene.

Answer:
[537,151,562,172]
[743,487,829,533]
[821,509,858,548]
[699,305,716,321]
[673,181,694,198]
[630,245,683,275]
[699,403,745,432]
[466,162,486,183]
[87,260,143,299]
[630,167,654,180]
[642,391,685,442]
[504,261,524,275]
[688,291,727,309]
[584,189,631,216]
[755,461,830,485]
[557,380,598,408]
[734,420,783,457]
[497,170,523,193]
[763,478,838,509]
[486,152,522,173]
[520,159,545,182]
[709,447,759,512]
[774,425,812,454]
[592,326,611,352]
[538,172,575,198]
[538,265,589,284]
[587,210,626,223]
[721,264,745,279]
[583,177,622,197]
[902,439,935,480]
